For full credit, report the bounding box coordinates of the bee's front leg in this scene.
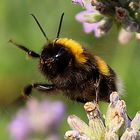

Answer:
[23,83,56,98]
[9,39,40,58]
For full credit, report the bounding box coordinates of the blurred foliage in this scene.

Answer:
[0,0,140,139]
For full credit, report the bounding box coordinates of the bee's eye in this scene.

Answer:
[54,48,65,58]
[55,54,59,58]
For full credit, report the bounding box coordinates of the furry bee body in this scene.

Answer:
[39,38,118,102]
[10,14,121,103]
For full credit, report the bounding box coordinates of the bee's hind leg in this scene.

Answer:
[94,75,101,104]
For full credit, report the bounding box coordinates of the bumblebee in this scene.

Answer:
[9,13,121,103]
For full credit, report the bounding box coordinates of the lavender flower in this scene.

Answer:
[8,99,65,140]
[72,0,140,43]
[65,92,140,140]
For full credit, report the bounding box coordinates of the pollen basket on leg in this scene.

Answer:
[55,38,87,64]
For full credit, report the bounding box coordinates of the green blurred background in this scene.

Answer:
[0,0,140,139]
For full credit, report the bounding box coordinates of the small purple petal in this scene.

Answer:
[85,2,94,11]
[76,10,93,23]
[72,0,93,11]
[50,101,65,124]
[76,11,102,37]
[83,22,101,37]
[72,0,84,7]
[26,98,40,112]
[8,111,30,140]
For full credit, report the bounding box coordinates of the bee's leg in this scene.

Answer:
[23,83,56,99]
[95,75,101,103]
[9,39,40,58]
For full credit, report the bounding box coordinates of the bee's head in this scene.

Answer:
[30,13,87,77]
[40,42,72,77]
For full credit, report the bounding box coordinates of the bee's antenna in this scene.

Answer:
[30,14,49,42]
[56,12,64,39]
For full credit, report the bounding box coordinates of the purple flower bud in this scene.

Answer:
[118,29,133,44]
[115,7,128,21]
[123,20,138,32]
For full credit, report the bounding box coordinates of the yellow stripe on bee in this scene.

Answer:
[94,56,109,75]
[55,38,87,64]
